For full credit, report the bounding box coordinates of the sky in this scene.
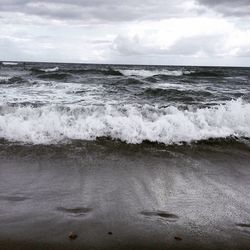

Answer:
[0,0,250,66]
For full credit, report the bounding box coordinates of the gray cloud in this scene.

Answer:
[0,0,195,22]
[197,0,250,16]
[0,0,250,66]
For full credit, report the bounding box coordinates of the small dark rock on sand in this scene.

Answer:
[108,232,113,235]
[174,236,182,241]
[68,232,78,240]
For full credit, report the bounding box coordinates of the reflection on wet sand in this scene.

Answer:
[0,141,249,249]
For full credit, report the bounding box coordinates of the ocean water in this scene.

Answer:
[0,62,250,249]
[0,62,250,145]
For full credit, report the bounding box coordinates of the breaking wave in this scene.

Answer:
[0,76,25,85]
[28,67,227,79]
[119,69,188,77]
[118,69,228,78]
[39,66,59,72]
[0,76,12,84]
[0,99,249,145]
[31,68,72,80]
[1,62,18,66]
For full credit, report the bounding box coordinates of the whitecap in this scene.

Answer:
[39,66,59,72]
[0,99,249,144]
[119,69,191,77]
[2,62,18,66]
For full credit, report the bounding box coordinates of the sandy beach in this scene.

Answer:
[0,141,249,250]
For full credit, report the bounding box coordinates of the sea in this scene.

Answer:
[0,61,249,249]
[0,62,250,145]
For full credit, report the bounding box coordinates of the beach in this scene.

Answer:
[0,140,249,249]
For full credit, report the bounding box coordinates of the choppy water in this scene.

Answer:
[0,61,250,145]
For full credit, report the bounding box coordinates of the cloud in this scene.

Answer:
[197,0,250,16]
[0,0,198,23]
[111,17,250,59]
[0,1,250,66]
[167,35,225,57]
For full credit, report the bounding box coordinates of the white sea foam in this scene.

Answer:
[152,82,213,92]
[0,79,106,106]
[2,62,18,66]
[119,69,191,77]
[0,76,12,83]
[0,99,249,144]
[40,66,59,72]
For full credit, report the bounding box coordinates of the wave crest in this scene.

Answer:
[1,62,18,66]
[0,99,249,144]
[117,69,227,78]
[119,69,187,77]
[185,70,225,77]
[39,66,59,72]
[0,76,25,85]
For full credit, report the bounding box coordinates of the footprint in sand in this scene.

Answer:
[140,210,179,222]
[56,206,92,217]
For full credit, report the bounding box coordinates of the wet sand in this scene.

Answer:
[0,141,249,249]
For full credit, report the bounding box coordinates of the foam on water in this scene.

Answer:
[39,66,59,72]
[119,69,190,77]
[0,99,249,144]
[0,79,105,106]
[0,76,12,83]
[2,62,18,66]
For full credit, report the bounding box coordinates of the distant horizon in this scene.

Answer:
[1,59,250,69]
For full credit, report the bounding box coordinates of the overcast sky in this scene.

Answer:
[0,0,250,66]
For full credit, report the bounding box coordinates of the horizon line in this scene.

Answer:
[1,59,250,68]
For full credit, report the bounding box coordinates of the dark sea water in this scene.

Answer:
[0,61,250,145]
[0,61,250,249]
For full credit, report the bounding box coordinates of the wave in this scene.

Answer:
[31,70,72,80]
[0,76,25,85]
[39,66,59,72]
[143,88,213,100]
[63,68,122,76]
[114,77,145,85]
[28,67,226,78]
[99,68,123,76]
[37,72,72,80]
[0,99,249,145]
[118,69,227,78]
[0,76,11,84]
[184,70,225,77]
[30,67,71,80]
[31,67,123,77]
[1,62,18,66]
[119,69,187,77]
